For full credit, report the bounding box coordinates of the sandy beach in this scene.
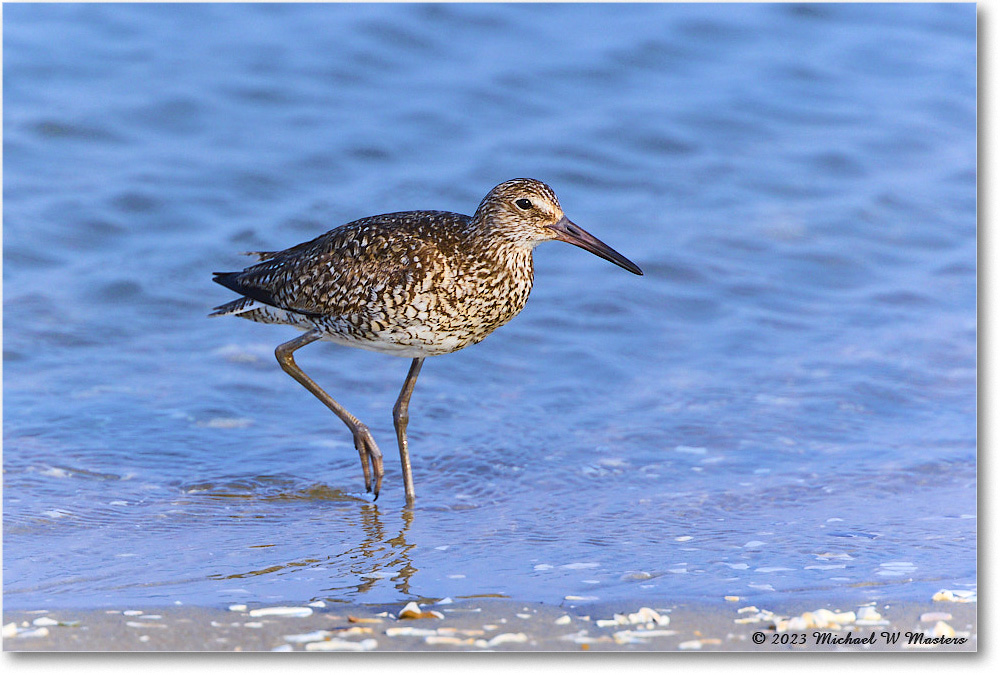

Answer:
[3,596,976,652]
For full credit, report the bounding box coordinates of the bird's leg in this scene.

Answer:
[274,330,384,498]
[392,357,424,506]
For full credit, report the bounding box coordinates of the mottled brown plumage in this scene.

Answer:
[211,178,641,504]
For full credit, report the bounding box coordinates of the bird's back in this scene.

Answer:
[212,210,535,357]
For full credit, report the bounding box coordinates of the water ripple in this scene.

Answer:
[2,2,975,610]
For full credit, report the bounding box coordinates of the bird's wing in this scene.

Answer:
[214,211,469,319]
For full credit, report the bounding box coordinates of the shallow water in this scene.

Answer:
[3,3,976,611]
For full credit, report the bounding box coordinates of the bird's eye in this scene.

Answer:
[515,198,532,210]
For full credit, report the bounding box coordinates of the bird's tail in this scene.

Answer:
[209,296,257,317]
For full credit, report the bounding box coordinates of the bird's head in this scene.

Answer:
[474,178,642,275]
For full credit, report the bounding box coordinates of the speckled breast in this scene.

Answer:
[316,243,536,358]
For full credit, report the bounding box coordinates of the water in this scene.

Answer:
[3,3,976,611]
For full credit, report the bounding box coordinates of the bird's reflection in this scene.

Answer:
[208,498,416,598]
[352,503,416,595]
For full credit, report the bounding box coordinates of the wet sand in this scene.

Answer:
[3,597,977,652]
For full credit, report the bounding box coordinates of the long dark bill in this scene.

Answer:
[548,216,643,275]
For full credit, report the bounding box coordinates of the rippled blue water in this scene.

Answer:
[4,3,976,611]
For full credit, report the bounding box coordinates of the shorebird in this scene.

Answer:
[211,178,642,505]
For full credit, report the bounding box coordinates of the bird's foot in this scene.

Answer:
[353,425,384,500]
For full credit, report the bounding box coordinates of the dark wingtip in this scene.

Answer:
[212,271,244,293]
[211,270,299,316]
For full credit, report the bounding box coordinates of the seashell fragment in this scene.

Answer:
[920,612,953,623]
[15,627,50,639]
[385,627,438,637]
[628,607,668,626]
[304,638,377,651]
[811,609,836,626]
[473,632,529,648]
[831,611,856,625]
[854,606,888,625]
[398,601,444,620]
[785,616,809,631]
[433,627,481,637]
[734,607,777,625]
[248,606,313,618]
[424,635,473,646]
[613,629,677,644]
[932,589,977,603]
[335,626,372,636]
[612,631,646,644]
[284,630,333,643]
[487,632,528,646]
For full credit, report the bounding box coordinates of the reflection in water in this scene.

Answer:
[349,504,417,598]
[206,499,417,599]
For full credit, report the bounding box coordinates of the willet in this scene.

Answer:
[212,178,642,504]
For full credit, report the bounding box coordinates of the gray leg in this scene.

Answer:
[392,357,424,506]
[275,330,384,499]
